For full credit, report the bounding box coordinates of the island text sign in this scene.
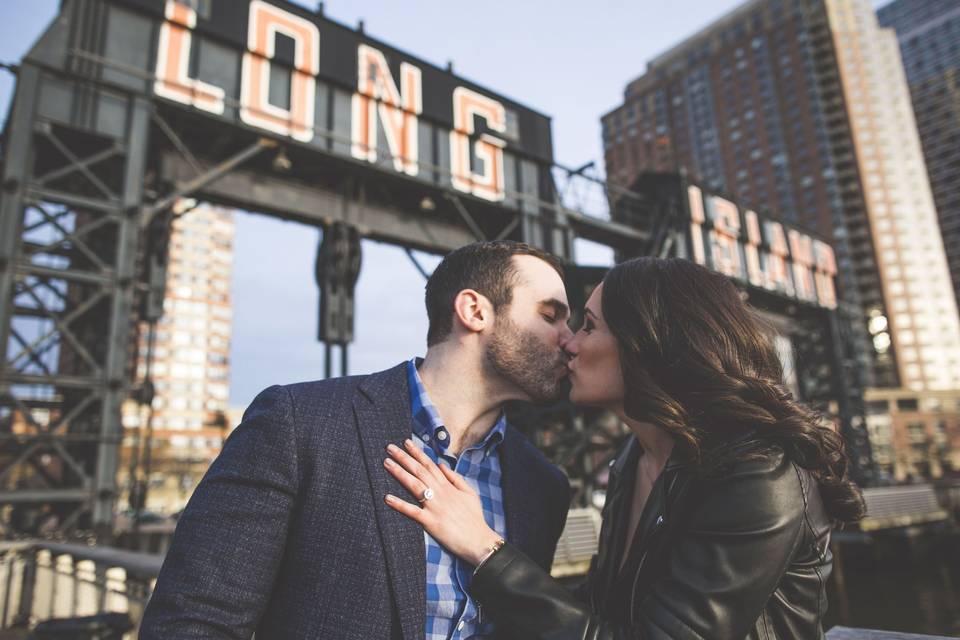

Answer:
[686,184,838,309]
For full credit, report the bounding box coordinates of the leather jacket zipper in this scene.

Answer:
[628,471,681,625]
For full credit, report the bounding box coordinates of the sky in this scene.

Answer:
[0,0,891,408]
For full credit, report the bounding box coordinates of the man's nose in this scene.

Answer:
[559,325,575,354]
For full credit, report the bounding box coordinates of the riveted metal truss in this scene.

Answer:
[3,0,871,541]
[0,47,284,537]
[0,62,150,538]
[0,64,652,541]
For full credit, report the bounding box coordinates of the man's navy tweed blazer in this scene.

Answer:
[140,362,571,639]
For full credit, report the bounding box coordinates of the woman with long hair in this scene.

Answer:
[383,257,865,639]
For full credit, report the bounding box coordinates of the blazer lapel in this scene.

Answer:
[498,426,537,562]
[353,363,425,640]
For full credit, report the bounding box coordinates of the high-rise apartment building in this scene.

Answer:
[601,0,960,480]
[119,204,235,514]
[878,0,960,309]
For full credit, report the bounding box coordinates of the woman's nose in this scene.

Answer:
[561,331,579,357]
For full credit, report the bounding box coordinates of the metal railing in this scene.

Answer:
[0,540,161,637]
[0,538,946,639]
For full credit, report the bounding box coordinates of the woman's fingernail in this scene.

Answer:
[385,494,396,503]
[384,458,395,467]
[404,439,414,448]
[387,443,399,453]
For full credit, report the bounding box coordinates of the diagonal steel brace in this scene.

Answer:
[140,137,277,228]
[443,193,486,241]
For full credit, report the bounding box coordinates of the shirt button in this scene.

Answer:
[437,430,448,441]
[457,621,465,631]
[420,433,430,443]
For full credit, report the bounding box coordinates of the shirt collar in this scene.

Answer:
[406,358,506,458]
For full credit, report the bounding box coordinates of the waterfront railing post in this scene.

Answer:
[16,548,36,626]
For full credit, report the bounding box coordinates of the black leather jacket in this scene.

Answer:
[473,437,834,639]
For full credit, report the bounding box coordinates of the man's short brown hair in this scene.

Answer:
[425,241,564,347]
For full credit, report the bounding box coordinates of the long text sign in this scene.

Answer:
[686,185,838,309]
[129,0,554,202]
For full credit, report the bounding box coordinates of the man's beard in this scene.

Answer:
[485,315,567,403]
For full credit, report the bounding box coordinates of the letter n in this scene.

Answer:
[351,44,422,176]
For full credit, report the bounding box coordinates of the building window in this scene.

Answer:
[897,398,919,412]
[866,400,890,415]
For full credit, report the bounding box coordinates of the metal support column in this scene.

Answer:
[93,96,150,537]
[0,60,152,537]
[0,65,41,392]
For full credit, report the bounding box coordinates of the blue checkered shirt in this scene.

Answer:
[407,358,508,640]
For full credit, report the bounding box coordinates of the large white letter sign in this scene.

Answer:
[743,210,765,288]
[351,45,422,175]
[788,230,817,303]
[687,185,707,265]
[765,221,795,297]
[154,0,225,114]
[240,0,320,142]
[813,240,838,309]
[707,195,743,279]
[450,87,507,202]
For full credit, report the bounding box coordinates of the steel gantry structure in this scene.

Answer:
[0,0,652,538]
[0,0,870,538]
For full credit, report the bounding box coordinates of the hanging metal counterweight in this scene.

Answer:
[315,222,362,378]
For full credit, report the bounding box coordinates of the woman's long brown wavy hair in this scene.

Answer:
[602,257,865,524]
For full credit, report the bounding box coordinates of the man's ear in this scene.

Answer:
[452,289,492,334]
